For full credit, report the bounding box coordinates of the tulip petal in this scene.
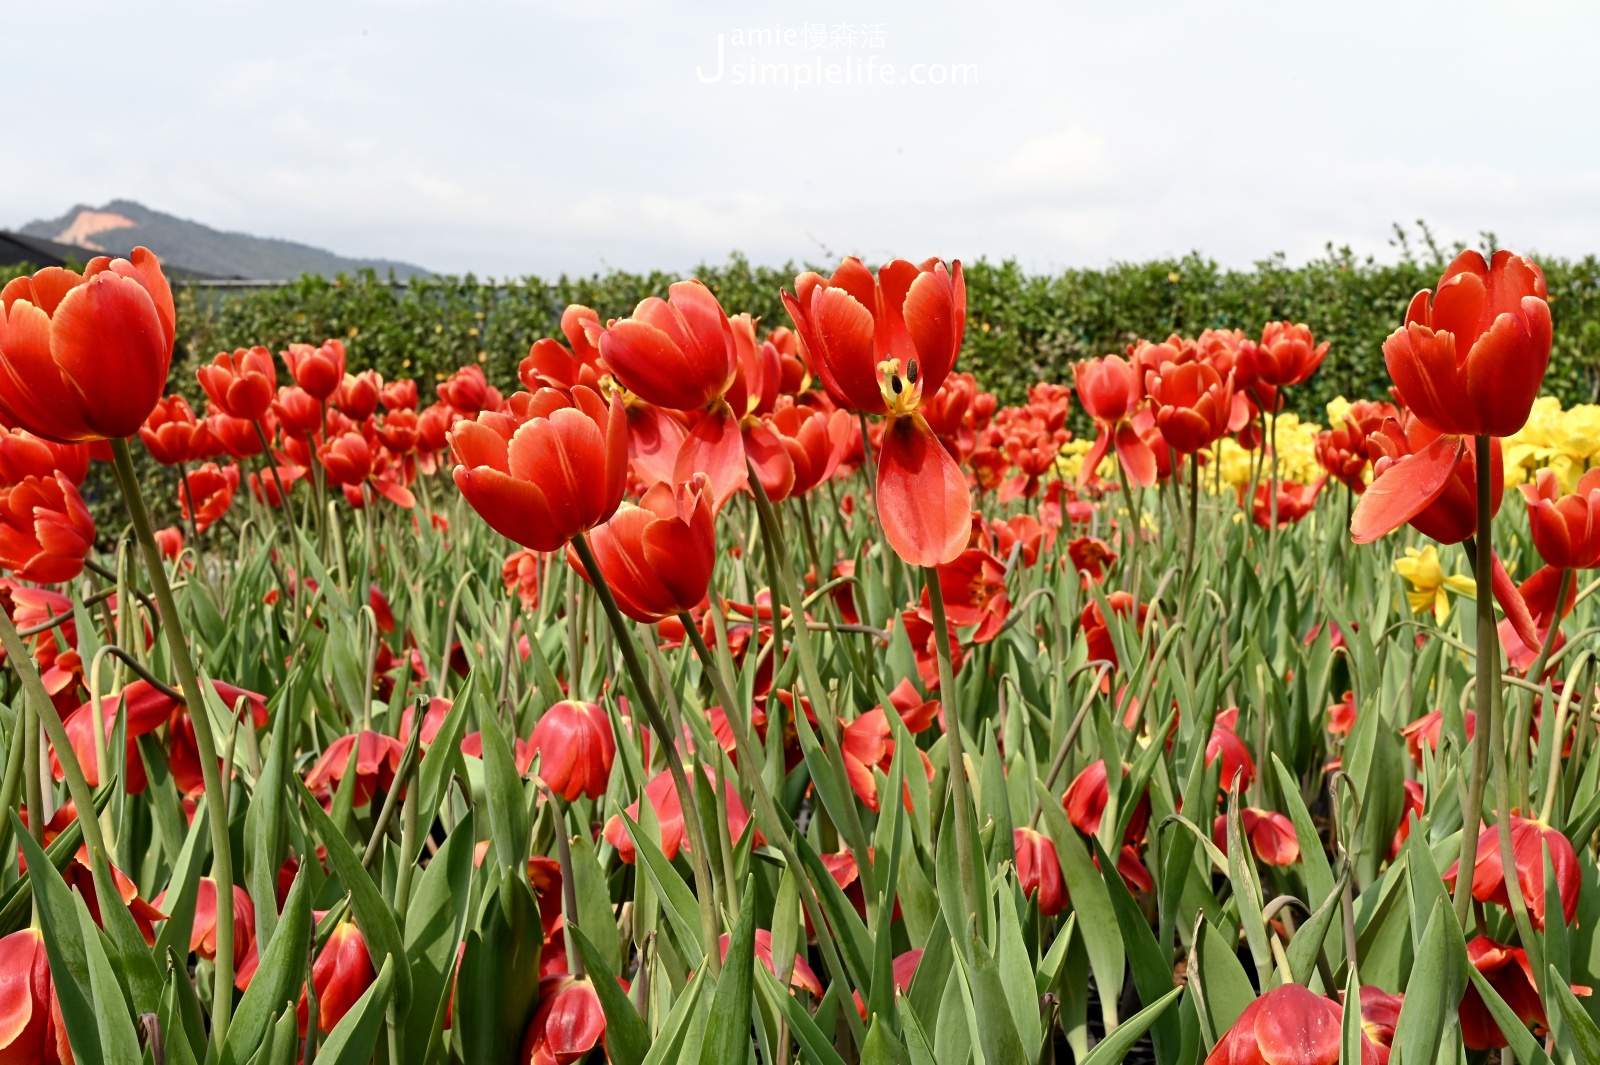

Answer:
[900,262,962,396]
[674,403,747,513]
[625,403,686,488]
[50,271,171,439]
[742,420,796,502]
[452,465,561,551]
[808,285,884,414]
[1078,426,1111,488]
[877,413,971,567]
[1490,551,1538,655]
[1349,433,1462,544]
[1112,422,1157,488]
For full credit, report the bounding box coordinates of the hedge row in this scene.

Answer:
[9,238,1600,418]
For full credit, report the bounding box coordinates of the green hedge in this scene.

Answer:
[8,242,1600,418]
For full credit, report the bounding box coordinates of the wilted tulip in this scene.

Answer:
[0,474,94,582]
[530,699,615,801]
[198,346,276,421]
[282,340,346,401]
[0,249,175,442]
[1384,250,1551,438]
[1214,807,1300,866]
[1443,816,1579,930]
[450,385,627,552]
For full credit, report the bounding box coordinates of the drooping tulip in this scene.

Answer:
[449,385,627,552]
[197,346,277,421]
[282,340,346,401]
[297,921,375,1036]
[0,474,94,582]
[1213,808,1300,866]
[1384,249,1551,438]
[1014,827,1066,916]
[1443,816,1580,930]
[520,975,607,1064]
[571,474,714,623]
[0,249,175,442]
[530,700,615,802]
[1459,937,1550,1050]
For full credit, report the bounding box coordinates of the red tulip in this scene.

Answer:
[183,878,255,963]
[573,474,714,623]
[272,385,324,439]
[1147,361,1233,453]
[897,607,963,690]
[1079,591,1145,671]
[881,677,940,734]
[599,281,736,412]
[178,462,239,534]
[1356,986,1402,1062]
[438,365,489,414]
[0,474,94,583]
[1244,477,1324,529]
[925,549,1009,642]
[502,549,542,609]
[1205,983,1378,1065]
[1459,937,1551,1050]
[1066,536,1118,585]
[0,928,70,1065]
[840,708,893,812]
[1384,250,1551,437]
[249,463,304,509]
[1315,399,1397,493]
[1327,691,1356,736]
[1400,709,1472,766]
[0,249,175,442]
[522,305,605,394]
[520,974,607,1064]
[1443,815,1579,930]
[1014,827,1067,915]
[297,921,374,1036]
[335,370,382,421]
[450,386,627,552]
[853,951,923,1022]
[603,767,758,863]
[1062,760,1150,842]
[1207,710,1256,791]
[61,844,166,944]
[718,930,823,996]
[1074,355,1154,488]
[1351,413,1501,545]
[305,730,405,807]
[877,403,972,567]
[138,395,209,465]
[282,340,346,402]
[0,429,89,487]
[198,347,276,421]
[375,408,420,455]
[991,513,1053,567]
[155,526,184,562]
[1213,808,1300,866]
[1390,780,1426,860]
[530,700,615,802]
[1255,321,1330,388]
[378,377,416,411]
[756,402,854,501]
[318,431,373,486]
[1521,468,1600,570]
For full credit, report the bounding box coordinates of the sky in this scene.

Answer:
[6,0,1599,278]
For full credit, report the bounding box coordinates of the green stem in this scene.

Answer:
[110,437,235,1049]
[1514,567,1571,808]
[1452,436,1495,930]
[569,533,721,973]
[924,566,984,955]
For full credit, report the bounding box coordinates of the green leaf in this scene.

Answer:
[1285,861,1348,988]
[248,684,296,955]
[995,881,1043,1055]
[14,810,100,1064]
[296,776,412,1013]
[1195,918,1254,1039]
[860,1014,911,1065]
[1391,897,1466,1065]
[619,809,705,965]
[1340,966,1364,1065]
[1076,986,1183,1065]
[1271,754,1334,908]
[569,923,650,1065]
[1551,962,1600,1063]
[456,870,543,1063]
[756,962,847,1065]
[76,891,142,1064]
[400,809,475,1065]
[85,843,163,1015]
[152,802,210,965]
[569,821,621,974]
[1224,784,1271,988]
[1035,777,1122,1030]
[641,968,712,1065]
[478,711,529,870]
[314,954,397,1065]
[792,830,874,992]
[220,863,312,1065]
[963,929,1028,1065]
[700,875,757,1065]
[1093,835,1177,1063]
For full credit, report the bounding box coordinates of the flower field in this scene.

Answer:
[0,245,1593,1064]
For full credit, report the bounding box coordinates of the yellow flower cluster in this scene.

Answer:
[1054,438,1112,483]
[1210,412,1324,491]
[1502,396,1600,490]
[1393,545,1476,625]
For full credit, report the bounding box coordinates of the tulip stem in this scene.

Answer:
[252,420,302,537]
[110,436,236,1050]
[1515,567,1571,808]
[924,566,984,956]
[569,533,722,974]
[542,786,584,978]
[1452,436,1496,930]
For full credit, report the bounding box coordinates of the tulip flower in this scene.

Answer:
[502,548,542,609]
[450,385,627,552]
[155,525,184,562]
[990,513,1053,567]
[272,385,324,440]
[1315,399,1397,493]
[881,677,940,734]
[180,878,255,963]
[854,950,924,1022]
[1356,986,1402,1062]
[1147,360,1233,453]
[1393,546,1475,624]
[282,340,346,401]
[571,474,714,623]
[1062,760,1150,842]
[139,395,211,465]
[603,767,758,862]
[1066,536,1117,585]
[1079,591,1145,672]
[1521,468,1600,569]
[896,608,963,690]
[759,402,854,501]
[1205,983,1379,1065]
[305,730,405,807]
[1213,808,1300,866]
[924,549,1009,643]
[0,428,90,487]
[1400,708,1472,766]
[61,845,167,943]
[1384,250,1551,438]
[1459,937,1551,1050]
[600,282,736,412]
[374,408,419,455]
[317,431,373,487]
[783,257,971,565]
[198,346,277,421]
[438,365,490,414]
[0,249,175,442]
[1443,815,1579,930]
[249,463,304,509]
[0,928,69,1064]
[1390,780,1426,859]
[530,700,615,801]
[1207,710,1256,791]
[298,920,375,1036]
[0,473,94,583]
[1014,827,1067,916]
[521,305,605,393]
[1327,691,1356,736]
[1244,477,1324,529]
[718,930,823,996]
[175,462,239,534]
[335,369,382,421]
[840,708,893,811]
[520,974,607,1063]
[1255,321,1330,388]
[1074,355,1154,488]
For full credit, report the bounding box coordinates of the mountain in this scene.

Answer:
[16,200,430,280]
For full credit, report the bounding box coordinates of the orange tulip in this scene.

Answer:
[449,385,627,552]
[0,428,89,487]
[282,340,346,402]
[1146,360,1233,453]
[573,474,714,623]
[1384,250,1551,438]
[1074,355,1154,488]
[197,347,276,421]
[0,474,94,583]
[1255,321,1330,388]
[1521,468,1600,570]
[178,462,239,534]
[0,249,175,442]
[530,700,615,802]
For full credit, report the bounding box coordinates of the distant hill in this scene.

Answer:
[16,200,430,281]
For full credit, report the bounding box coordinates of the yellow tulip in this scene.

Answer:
[1394,545,1476,625]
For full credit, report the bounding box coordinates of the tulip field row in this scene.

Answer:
[0,246,1593,1064]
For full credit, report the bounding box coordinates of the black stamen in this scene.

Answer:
[890,375,903,395]
[907,359,920,385]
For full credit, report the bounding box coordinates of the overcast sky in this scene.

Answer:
[6,1,1597,277]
